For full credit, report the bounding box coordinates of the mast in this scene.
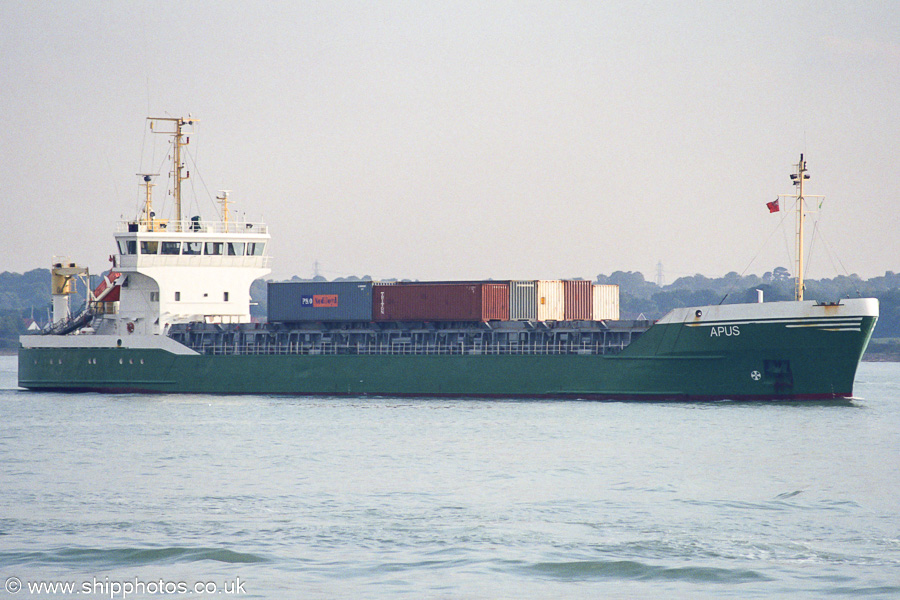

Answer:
[148,117,197,232]
[790,154,810,301]
[218,190,232,229]
[136,173,159,230]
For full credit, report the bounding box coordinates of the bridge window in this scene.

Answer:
[227,242,245,256]
[247,242,266,256]
[141,241,159,254]
[161,241,180,255]
[182,241,202,255]
[118,240,137,255]
[205,242,223,255]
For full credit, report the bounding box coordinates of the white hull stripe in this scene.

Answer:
[784,322,861,328]
[686,317,865,327]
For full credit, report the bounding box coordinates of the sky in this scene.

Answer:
[1,1,898,283]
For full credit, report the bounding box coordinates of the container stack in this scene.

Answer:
[537,280,565,321]
[373,283,483,322]
[509,281,537,320]
[563,280,593,320]
[267,280,618,323]
[267,281,373,322]
[481,283,510,321]
[592,284,620,320]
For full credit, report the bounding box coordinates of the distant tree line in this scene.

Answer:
[2,267,899,352]
[596,268,900,338]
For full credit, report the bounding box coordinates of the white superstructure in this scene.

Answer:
[105,219,270,336]
[90,116,271,337]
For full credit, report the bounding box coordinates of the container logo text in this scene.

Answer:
[301,294,339,308]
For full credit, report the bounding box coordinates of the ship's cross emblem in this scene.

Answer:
[750,370,762,381]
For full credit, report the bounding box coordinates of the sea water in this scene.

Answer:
[0,355,898,599]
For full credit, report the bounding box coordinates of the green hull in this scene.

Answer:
[18,302,878,400]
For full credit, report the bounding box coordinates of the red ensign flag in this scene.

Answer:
[766,199,780,213]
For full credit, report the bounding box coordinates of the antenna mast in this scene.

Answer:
[148,116,197,232]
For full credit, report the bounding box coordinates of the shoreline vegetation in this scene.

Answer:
[2,268,899,361]
[862,339,900,362]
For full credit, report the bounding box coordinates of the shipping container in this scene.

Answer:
[482,282,510,321]
[563,280,593,320]
[373,282,483,321]
[536,280,565,321]
[592,284,620,320]
[267,281,373,322]
[509,281,537,320]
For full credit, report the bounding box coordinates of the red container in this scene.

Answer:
[373,283,484,321]
[563,280,593,320]
[481,283,510,321]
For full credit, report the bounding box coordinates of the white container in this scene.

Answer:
[536,280,565,321]
[592,284,620,320]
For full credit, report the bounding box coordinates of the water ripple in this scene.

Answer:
[517,559,770,583]
[0,546,269,568]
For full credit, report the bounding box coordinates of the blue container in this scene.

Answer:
[268,281,373,322]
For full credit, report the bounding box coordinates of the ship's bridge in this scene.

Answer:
[108,217,271,337]
[114,219,271,270]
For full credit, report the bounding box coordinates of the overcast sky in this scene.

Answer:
[1,1,897,283]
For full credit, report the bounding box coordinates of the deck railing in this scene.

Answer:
[116,220,268,234]
[185,339,630,357]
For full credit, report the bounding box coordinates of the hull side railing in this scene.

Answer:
[173,336,636,357]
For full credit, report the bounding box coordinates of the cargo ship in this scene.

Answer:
[18,118,878,399]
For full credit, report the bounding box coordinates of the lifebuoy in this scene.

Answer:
[126,322,135,333]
